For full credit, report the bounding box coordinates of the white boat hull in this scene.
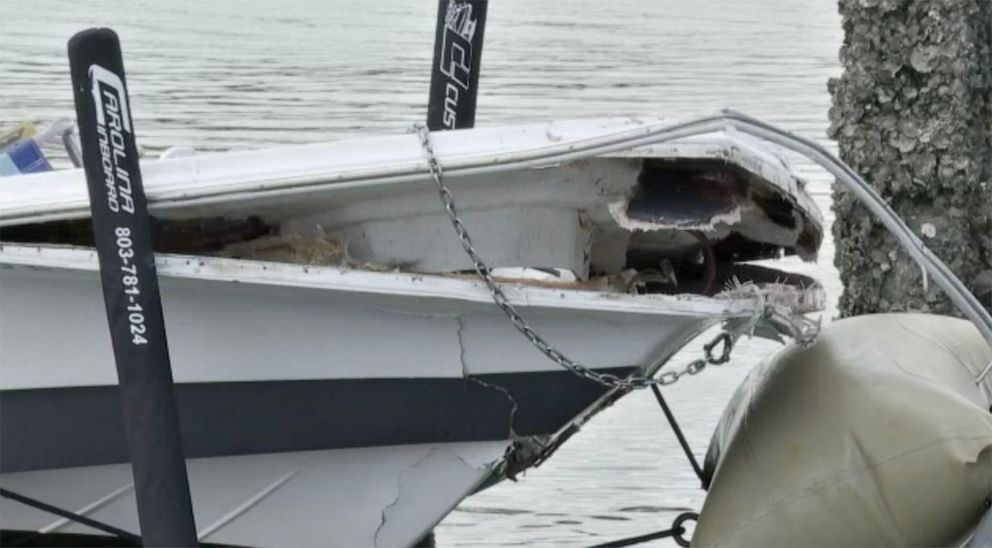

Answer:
[2,442,508,546]
[0,244,754,545]
[0,117,825,545]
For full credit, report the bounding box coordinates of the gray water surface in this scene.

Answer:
[0,1,843,545]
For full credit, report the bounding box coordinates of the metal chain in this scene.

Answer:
[414,123,737,389]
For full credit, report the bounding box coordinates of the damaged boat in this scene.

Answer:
[0,118,825,546]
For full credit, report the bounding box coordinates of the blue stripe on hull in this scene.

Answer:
[1,368,634,473]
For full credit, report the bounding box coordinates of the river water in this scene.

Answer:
[1,0,843,545]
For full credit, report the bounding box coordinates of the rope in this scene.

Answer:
[651,385,705,484]
[0,487,141,543]
[590,512,698,548]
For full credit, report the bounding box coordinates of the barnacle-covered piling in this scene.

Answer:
[829,0,991,315]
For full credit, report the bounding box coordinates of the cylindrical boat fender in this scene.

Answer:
[695,313,992,547]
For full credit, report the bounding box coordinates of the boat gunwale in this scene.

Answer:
[0,118,822,231]
[0,243,762,319]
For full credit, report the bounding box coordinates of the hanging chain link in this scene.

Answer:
[413,123,756,389]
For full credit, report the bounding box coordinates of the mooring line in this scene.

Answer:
[0,487,141,542]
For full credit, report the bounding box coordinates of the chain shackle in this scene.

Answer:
[704,332,735,364]
[672,512,699,547]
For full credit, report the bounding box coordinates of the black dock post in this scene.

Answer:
[68,28,198,546]
[427,0,488,130]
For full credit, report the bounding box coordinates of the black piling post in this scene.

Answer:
[427,0,488,130]
[68,28,198,546]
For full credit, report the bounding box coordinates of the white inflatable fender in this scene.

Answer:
[695,313,992,547]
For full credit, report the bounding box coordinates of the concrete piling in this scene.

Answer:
[828,0,991,316]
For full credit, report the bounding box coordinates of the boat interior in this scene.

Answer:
[2,154,823,303]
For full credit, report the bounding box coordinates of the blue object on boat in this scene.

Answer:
[0,139,52,176]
